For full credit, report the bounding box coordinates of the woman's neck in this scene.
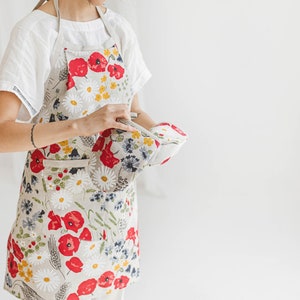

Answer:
[37,0,106,22]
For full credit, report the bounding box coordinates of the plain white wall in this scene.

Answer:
[1,1,300,300]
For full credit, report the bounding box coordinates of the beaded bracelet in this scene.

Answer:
[30,124,38,149]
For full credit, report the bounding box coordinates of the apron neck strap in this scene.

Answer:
[53,0,61,32]
[96,6,122,55]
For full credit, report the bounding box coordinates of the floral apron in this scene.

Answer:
[4,2,157,299]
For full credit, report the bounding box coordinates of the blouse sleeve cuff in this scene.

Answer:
[0,81,38,122]
[131,68,152,96]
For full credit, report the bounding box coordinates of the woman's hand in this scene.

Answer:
[78,104,135,136]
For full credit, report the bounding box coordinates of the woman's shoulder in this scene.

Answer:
[13,10,57,38]
[106,9,137,41]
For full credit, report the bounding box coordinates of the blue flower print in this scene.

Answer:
[121,155,140,172]
[21,199,33,215]
[122,138,135,153]
[22,217,36,231]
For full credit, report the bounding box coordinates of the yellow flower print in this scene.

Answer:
[58,140,68,147]
[18,260,33,283]
[110,82,117,90]
[144,137,154,146]
[113,48,119,56]
[104,49,111,57]
[103,92,110,100]
[123,260,129,267]
[106,290,112,295]
[132,131,141,139]
[82,109,88,116]
[114,264,120,271]
[95,94,102,102]
[63,145,73,155]
[99,85,106,94]
[101,75,107,82]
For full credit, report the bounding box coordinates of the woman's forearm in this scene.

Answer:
[0,119,82,153]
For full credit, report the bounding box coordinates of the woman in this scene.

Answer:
[0,0,156,299]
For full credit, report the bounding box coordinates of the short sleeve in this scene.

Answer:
[0,24,51,122]
[111,14,151,95]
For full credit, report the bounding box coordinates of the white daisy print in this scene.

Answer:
[50,190,73,210]
[83,257,106,277]
[78,79,99,103]
[66,169,91,194]
[82,241,101,258]
[28,251,50,266]
[62,92,83,115]
[33,269,60,293]
[87,153,97,174]
[92,166,117,191]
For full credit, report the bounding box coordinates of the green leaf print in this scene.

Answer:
[95,219,104,226]
[60,181,66,189]
[104,223,111,230]
[95,212,104,222]
[62,175,70,181]
[51,167,59,172]
[89,224,98,231]
[23,233,30,239]
[32,197,42,204]
[54,178,60,185]
[42,178,47,193]
[108,218,117,226]
[100,241,105,254]
[75,201,85,210]
[109,211,117,221]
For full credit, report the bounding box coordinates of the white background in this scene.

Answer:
[1,0,300,299]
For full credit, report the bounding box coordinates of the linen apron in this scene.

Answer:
[4,2,154,299]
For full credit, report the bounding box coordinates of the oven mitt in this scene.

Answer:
[118,119,188,166]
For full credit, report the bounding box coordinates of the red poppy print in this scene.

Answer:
[62,211,84,233]
[126,227,137,244]
[67,74,75,90]
[69,58,88,77]
[107,64,125,80]
[48,211,62,231]
[58,234,80,256]
[79,227,92,241]
[66,293,79,300]
[7,233,12,251]
[88,52,108,72]
[98,271,115,288]
[161,157,171,165]
[113,275,129,289]
[12,239,24,262]
[66,257,83,273]
[171,124,187,136]
[100,141,120,168]
[49,143,61,154]
[102,229,107,241]
[77,278,97,296]
[7,253,18,278]
[93,129,113,152]
[92,136,105,152]
[30,149,46,173]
